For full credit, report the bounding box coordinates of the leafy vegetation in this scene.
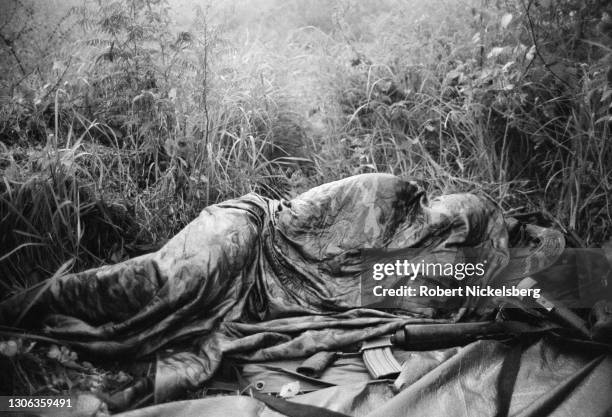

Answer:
[1,0,611,396]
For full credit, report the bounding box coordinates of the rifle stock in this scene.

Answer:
[361,321,554,379]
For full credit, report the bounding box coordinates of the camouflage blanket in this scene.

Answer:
[0,173,515,402]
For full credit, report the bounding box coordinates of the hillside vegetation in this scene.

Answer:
[1,0,611,293]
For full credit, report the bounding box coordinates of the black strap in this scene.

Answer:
[494,340,526,417]
[251,390,351,417]
[232,365,351,417]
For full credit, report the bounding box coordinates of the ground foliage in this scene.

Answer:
[0,0,611,399]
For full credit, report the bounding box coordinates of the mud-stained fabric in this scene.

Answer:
[0,174,550,401]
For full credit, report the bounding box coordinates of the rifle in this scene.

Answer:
[361,321,519,379]
[360,321,548,380]
[361,276,593,380]
[294,279,593,381]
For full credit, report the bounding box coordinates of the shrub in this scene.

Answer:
[1,0,611,293]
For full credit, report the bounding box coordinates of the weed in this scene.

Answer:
[1,0,611,295]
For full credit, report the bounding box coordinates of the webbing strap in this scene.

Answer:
[232,365,351,417]
[494,339,527,417]
[251,390,352,417]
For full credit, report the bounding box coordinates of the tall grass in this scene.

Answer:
[1,0,611,294]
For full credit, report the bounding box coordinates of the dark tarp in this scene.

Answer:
[1,173,610,415]
[114,337,612,417]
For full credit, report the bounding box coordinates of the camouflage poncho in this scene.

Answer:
[0,173,518,400]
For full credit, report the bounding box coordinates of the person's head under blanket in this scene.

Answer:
[0,173,562,351]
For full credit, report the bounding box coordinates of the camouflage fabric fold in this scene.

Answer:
[0,173,552,401]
